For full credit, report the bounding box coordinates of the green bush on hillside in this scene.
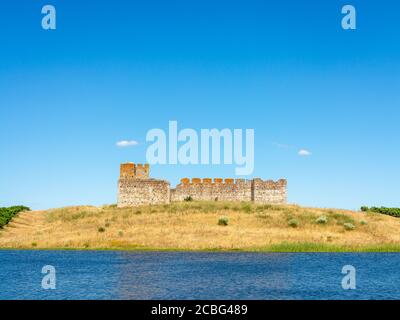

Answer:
[0,206,30,228]
[344,223,355,231]
[241,204,252,213]
[218,216,229,226]
[288,219,299,228]
[361,206,400,218]
[316,215,328,224]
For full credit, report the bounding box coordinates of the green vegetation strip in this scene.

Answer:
[361,206,400,218]
[0,206,30,228]
[2,242,400,253]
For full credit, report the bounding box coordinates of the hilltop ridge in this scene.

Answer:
[1,201,400,252]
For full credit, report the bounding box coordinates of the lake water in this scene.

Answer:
[1,250,399,300]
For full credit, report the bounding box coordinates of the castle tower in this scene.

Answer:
[117,163,170,207]
[119,163,149,179]
[120,163,135,178]
[135,164,149,179]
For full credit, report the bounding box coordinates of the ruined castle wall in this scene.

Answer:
[171,178,253,202]
[117,162,287,207]
[252,179,287,204]
[118,179,170,207]
[171,178,287,204]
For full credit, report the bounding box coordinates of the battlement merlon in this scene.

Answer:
[119,163,150,179]
[177,177,287,187]
[252,178,287,189]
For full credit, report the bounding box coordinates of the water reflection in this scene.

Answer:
[115,252,293,299]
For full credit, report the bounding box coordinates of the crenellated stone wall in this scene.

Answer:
[117,163,287,207]
[170,178,252,202]
[170,177,287,204]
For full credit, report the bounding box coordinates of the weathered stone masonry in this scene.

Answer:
[118,163,170,207]
[117,163,287,207]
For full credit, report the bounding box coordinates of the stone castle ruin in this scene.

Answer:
[117,163,287,207]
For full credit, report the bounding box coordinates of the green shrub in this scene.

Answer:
[0,216,7,226]
[184,196,193,202]
[288,219,299,228]
[31,242,37,247]
[360,206,369,212]
[0,206,30,228]
[360,220,368,225]
[344,223,355,231]
[98,227,106,233]
[316,215,328,224]
[331,212,355,225]
[118,231,124,237]
[218,216,229,226]
[241,204,252,213]
[256,204,273,211]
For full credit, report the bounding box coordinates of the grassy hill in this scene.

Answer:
[1,201,400,252]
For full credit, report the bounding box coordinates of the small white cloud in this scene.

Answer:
[116,140,139,147]
[298,149,311,156]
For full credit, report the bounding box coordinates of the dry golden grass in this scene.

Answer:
[1,201,400,251]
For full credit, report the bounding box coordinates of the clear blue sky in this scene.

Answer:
[1,0,399,210]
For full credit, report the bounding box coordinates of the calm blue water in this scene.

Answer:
[1,250,399,300]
